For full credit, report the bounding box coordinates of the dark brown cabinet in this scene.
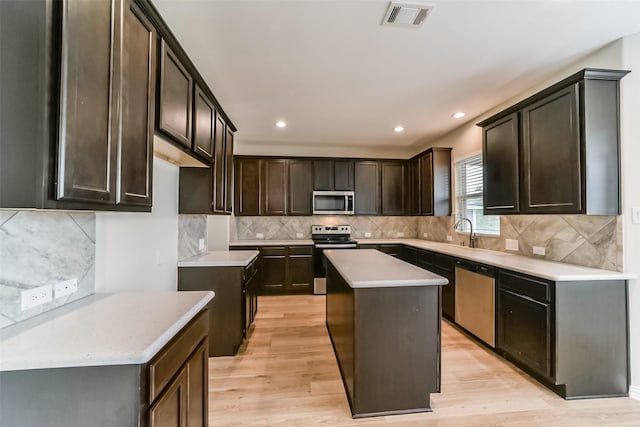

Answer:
[192,85,215,161]
[158,39,193,148]
[381,161,405,215]
[262,159,288,215]
[225,128,234,213]
[234,158,261,216]
[406,158,421,215]
[260,247,287,293]
[415,148,451,216]
[355,161,380,215]
[0,0,155,211]
[287,246,314,293]
[288,159,313,215]
[482,113,520,214]
[313,160,354,191]
[478,68,628,215]
[419,152,433,215]
[433,253,455,321]
[213,114,227,212]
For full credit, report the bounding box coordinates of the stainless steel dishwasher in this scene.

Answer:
[454,259,496,347]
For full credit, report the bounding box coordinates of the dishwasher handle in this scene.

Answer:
[455,259,495,277]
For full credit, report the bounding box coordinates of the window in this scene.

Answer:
[454,154,500,235]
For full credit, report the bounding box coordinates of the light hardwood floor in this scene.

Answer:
[208,295,640,426]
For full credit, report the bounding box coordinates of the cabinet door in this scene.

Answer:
[57,0,118,204]
[243,273,252,336]
[186,340,208,427]
[288,159,312,215]
[158,40,193,148]
[192,85,214,162]
[212,113,226,212]
[287,247,313,294]
[234,158,260,216]
[378,244,400,257]
[260,249,286,294]
[381,161,405,215]
[498,288,552,379]
[406,158,421,215]
[225,128,234,213]
[116,0,155,207]
[521,84,581,214]
[334,160,354,191]
[149,367,188,427]
[262,159,288,215]
[354,161,380,215]
[313,160,334,190]
[483,113,519,214]
[420,152,433,215]
[434,254,455,320]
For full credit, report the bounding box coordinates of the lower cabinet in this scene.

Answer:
[231,245,314,295]
[432,253,455,321]
[178,261,259,356]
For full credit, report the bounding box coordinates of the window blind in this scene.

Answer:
[455,154,500,235]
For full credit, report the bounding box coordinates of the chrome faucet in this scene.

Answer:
[454,217,476,248]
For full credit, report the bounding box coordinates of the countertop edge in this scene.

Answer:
[177,250,259,267]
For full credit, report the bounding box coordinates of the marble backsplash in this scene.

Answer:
[230,215,419,240]
[0,211,96,328]
[418,215,622,271]
[178,215,208,260]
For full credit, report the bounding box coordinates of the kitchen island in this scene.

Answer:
[0,291,213,427]
[324,249,448,418]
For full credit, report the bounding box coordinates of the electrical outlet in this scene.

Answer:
[633,207,640,224]
[533,246,546,256]
[446,235,453,241]
[256,233,264,239]
[198,238,206,251]
[505,239,519,251]
[54,279,78,298]
[397,232,404,237]
[364,232,372,238]
[296,232,303,238]
[423,233,428,239]
[21,285,53,311]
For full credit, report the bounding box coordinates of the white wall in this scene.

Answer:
[95,157,179,292]
[620,33,640,399]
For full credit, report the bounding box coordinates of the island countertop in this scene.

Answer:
[178,250,259,267]
[324,249,448,288]
[0,291,214,372]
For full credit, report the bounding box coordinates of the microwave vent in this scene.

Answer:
[382,1,434,28]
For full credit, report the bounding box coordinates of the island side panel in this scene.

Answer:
[554,280,628,398]
[325,262,356,407]
[353,286,440,417]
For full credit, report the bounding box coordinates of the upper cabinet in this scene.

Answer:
[192,85,215,162]
[412,148,452,217]
[313,160,354,191]
[0,0,155,211]
[380,161,405,215]
[478,68,629,215]
[213,114,227,213]
[262,159,288,215]
[234,158,261,216]
[354,161,380,215]
[288,159,313,215]
[158,40,193,148]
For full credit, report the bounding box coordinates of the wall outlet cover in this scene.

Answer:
[296,232,303,238]
[364,232,372,238]
[397,232,404,237]
[21,285,53,311]
[54,279,78,298]
[505,239,519,251]
[256,233,264,239]
[423,233,428,238]
[533,246,546,256]
[198,238,206,251]
[446,235,453,241]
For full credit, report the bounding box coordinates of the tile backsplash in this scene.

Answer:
[178,215,208,260]
[0,211,96,328]
[418,215,622,271]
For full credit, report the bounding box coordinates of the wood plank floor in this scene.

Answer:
[208,295,640,426]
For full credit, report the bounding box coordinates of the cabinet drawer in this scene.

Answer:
[416,249,434,270]
[358,244,378,250]
[260,247,286,256]
[498,270,550,303]
[289,246,313,255]
[148,309,208,402]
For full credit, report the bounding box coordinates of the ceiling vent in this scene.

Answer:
[382,2,434,28]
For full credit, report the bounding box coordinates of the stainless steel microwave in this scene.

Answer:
[312,191,354,215]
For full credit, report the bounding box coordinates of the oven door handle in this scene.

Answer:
[315,244,358,249]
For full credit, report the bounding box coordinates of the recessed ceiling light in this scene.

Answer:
[394,126,404,132]
[275,120,287,128]
[452,112,465,119]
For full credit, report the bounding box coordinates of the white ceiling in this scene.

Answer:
[152,0,640,152]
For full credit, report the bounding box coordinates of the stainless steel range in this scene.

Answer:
[311,225,357,294]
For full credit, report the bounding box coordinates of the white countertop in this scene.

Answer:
[0,291,214,372]
[324,249,448,288]
[178,250,259,267]
[229,239,314,246]
[355,238,635,282]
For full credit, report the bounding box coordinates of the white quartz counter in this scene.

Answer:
[324,249,448,288]
[178,250,259,267]
[0,291,214,372]
[355,238,635,282]
[229,239,314,246]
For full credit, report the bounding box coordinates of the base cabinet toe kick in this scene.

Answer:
[323,249,447,418]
